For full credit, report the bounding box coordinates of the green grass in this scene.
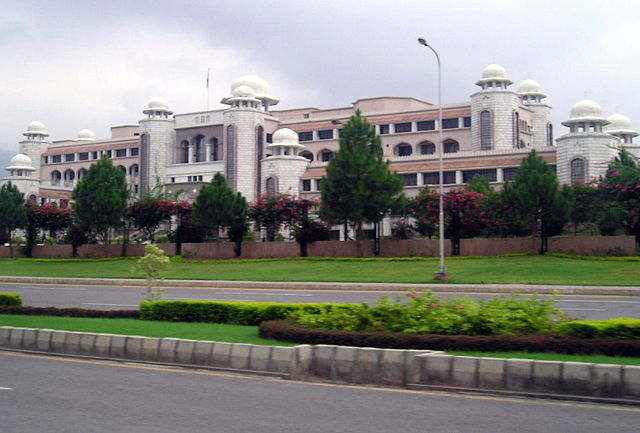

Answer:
[0,255,638,286]
[446,350,640,366]
[0,314,295,347]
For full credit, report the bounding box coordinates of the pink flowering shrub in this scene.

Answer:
[127,200,192,241]
[27,202,73,235]
[249,193,318,240]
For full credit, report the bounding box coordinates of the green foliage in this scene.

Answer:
[0,182,27,257]
[0,293,22,306]
[137,244,170,301]
[320,110,403,238]
[466,174,493,194]
[192,173,244,241]
[139,300,352,325]
[555,318,640,339]
[72,157,129,243]
[296,291,567,336]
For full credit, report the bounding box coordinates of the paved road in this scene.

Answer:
[1,282,639,320]
[2,351,638,433]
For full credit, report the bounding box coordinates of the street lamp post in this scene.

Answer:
[418,37,449,281]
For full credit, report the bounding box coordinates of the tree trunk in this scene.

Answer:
[234,240,243,257]
[373,221,380,257]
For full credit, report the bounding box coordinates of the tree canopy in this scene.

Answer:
[192,173,246,241]
[0,182,27,256]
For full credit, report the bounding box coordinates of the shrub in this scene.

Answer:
[0,305,138,318]
[0,293,22,306]
[139,300,353,326]
[555,318,640,339]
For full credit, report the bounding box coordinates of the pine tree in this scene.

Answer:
[192,173,245,241]
[320,110,403,247]
[0,182,27,258]
[72,157,129,250]
[501,150,569,253]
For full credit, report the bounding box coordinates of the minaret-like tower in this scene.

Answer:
[556,100,619,185]
[221,75,279,203]
[518,79,553,148]
[605,113,640,160]
[19,121,50,181]
[2,153,39,199]
[470,64,521,151]
[261,128,309,196]
[138,97,175,196]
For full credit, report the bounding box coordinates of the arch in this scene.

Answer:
[394,142,413,157]
[63,169,75,187]
[266,177,277,195]
[28,194,37,202]
[178,140,189,164]
[226,125,236,187]
[210,137,221,161]
[256,126,264,195]
[570,158,586,184]
[77,168,88,180]
[418,141,435,155]
[51,170,62,186]
[128,164,139,177]
[117,165,126,174]
[443,139,459,153]
[547,123,553,146]
[513,112,520,148]
[480,110,492,150]
[300,151,314,162]
[318,149,334,162]
[194,135,206,162]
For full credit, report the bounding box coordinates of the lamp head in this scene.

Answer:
[417,37,428,47]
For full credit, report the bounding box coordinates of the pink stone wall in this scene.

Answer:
[308,241,375,257]
[549,236,636,256]
[460,237,538,256]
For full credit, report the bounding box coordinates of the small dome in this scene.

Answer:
[232,85,257,98]
[76,129,96,141]
[481,64,508,80]
[23,120,48,137]
[231,75,270,96]
[606,113,633,131]
[147,96,170,111]
[272,128,299,145]
[518,79,541,94]
[569,99,603,119]
[6,153,35,171]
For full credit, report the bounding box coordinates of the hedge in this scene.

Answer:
[139,300,354,326]
[0,305,138,318]
[0,293,22,306]
[555,318,640,339]
[259,320,640,357]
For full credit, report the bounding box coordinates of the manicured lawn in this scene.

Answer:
[446,350,640,366]
[0,255,638,286]
[0,314,295,346]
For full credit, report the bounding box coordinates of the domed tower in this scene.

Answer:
[75,129,96,141]
[518,79,553,148]
[19,121,50,181]
[605,114,640,159]
[556,100,619,185]
[2,153,39,199]
[261,128,309,196]
[221,75,280,203]
[470,64,521,151]
[138,97,175,196]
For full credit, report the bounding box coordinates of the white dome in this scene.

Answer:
[232,85,257,98]
[23,120,48,137]
[7,153,35,171]
[231,75,270,96]
[518,79,541,94]
[481,64,508,80]
[76,129,96,141]
[606,113,633,131]
[272,128,299,145]
[569,99,603,119]
[147,96,170,111]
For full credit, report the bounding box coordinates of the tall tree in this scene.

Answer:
[0,182,27,258]
[192,173,244,241]
[72,156,129,253]
[501,150,569,253]
[320,110,403,248]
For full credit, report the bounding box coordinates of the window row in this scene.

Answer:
[177,136,223,163]
[393,139,460,157]
[379,117,471,135]
[50,164,139,187]
[44,148,139,164]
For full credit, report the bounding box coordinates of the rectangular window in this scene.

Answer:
[115,149,127,158]
[394,122,412,133]
[442,118,459,129]
[316,179,322,191]
[79,152,89,161]
[298,131,313,141]
[503,167,518,182]
[463,117,471,127]
[92,151,99,159]
[198,175,203,182]
[416,120,435,131]
[318,129,334,140]
[130,147,139,156]
[64,154,75,162]
[423,171,456,185]
[462,169,497,183]
[266,133,273,143]
[399,173,417,186]
[43,156,49,164]
[171,177,175,183]
[52,155,62,163]
[302,179,312,191]
[103,150,112,158]
[379,124,389,135]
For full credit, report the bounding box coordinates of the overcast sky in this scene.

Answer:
[2,0,640,157]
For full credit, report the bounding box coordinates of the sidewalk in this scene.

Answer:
[1,276,639,296]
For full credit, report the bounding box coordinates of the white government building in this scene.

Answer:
[3,66,639,235]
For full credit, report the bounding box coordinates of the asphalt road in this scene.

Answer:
[2,351,639,433]
[1,282,639,320]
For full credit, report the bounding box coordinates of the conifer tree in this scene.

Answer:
[320,110,403,246]
[0,182,27,257]
[192,173,245,241]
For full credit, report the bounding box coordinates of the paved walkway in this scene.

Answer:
[1,276,639,296]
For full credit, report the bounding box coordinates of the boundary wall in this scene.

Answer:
[2,326,639,404]
[0,236,635,259]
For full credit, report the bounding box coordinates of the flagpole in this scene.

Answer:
[206,68,210,111]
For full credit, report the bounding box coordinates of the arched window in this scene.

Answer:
[77,168,88,180]
[443,139,459,153]
[419,141,435,155]
[300,151,314,161]
[210,138,221,161]
[194,135,206,162]
[179,140,189,164]
[547,123,553,146]
[395,143,413,156]
[63,169,75,187]
[128,164,139,178]
[51,170,61,185]
[266,177,277,195]
[571,158,586,184]
[256,126,264,195]
[28,195,37,202]
[117,165,126,174]
[319,149,334,162]
[480,110,492,150]
[513,112,520,148]
[226,125,235,187]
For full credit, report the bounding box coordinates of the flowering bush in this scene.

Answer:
[249,194,318,240]
[127,200,191,241]
[27,202,73,235]
[296,291,567,336]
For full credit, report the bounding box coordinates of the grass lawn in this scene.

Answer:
[0,255,638,286]
[0,314,295,347]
